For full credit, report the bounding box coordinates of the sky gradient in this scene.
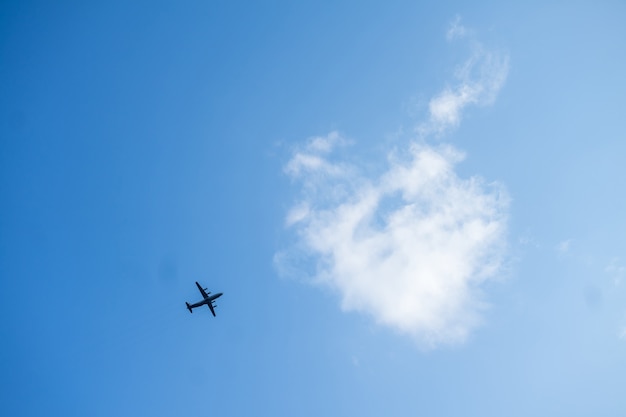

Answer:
[2,2,626,416]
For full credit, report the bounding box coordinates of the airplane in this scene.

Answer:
[186,281,223,316]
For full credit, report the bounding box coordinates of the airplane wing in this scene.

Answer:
[208,302,216,317]
[195,281,209,299]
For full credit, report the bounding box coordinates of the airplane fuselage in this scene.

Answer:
[188,292,223,310]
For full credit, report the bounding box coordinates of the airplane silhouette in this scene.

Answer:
[186,281,223,316]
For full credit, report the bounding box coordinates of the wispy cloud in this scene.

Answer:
[446,15,468,41]
[276,19,509,348]
[283,131,351,179]
[419,18,509,137]
[605,258,625,286]
[556,239,572,256]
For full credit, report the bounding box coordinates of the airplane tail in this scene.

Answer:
[186,302,192,313]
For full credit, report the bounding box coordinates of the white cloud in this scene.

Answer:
[276,20,509,348]
[277,135,508,348]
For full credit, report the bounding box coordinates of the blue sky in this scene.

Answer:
[2,1,626,416]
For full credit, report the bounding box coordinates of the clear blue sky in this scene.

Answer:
[2,1,625,416]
